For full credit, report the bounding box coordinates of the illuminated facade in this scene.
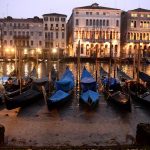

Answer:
[0,16,44,59]
[67,3,122,57]
[121,8,150,58]
[43,13,67,57]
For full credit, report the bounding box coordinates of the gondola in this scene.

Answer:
[128,81,150,106]
[100,67,131,110]
[139,71,150,89]
[47,66,74,109]
[4,67,37,97]
[4,87,42,110]
[117,67,132,81]
[116,69,150,106]
[80,67,100,108]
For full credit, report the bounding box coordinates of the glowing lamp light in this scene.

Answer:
[52,48,57,54]
[5,48,10,53]
[37,48,41,54]
[24,48,28,54]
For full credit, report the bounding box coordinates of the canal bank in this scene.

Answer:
[0,93,150,147]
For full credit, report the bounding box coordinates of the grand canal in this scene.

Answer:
[0,60,150,146]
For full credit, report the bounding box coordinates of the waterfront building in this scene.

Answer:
[121,8,150,58]
[67,3,122,58]
[0,16,44,59]
[43,13,67,58]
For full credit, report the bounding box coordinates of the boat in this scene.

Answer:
[47,66,74,109]
[139,71,150,89]
[80,67,100,108]
[144,57,150,64]
[117,67,132,81]
[4,87,42,110]
[100,66,108,80]
[4,67,37,97]
[128,81,150,106]
[100,67,131,110]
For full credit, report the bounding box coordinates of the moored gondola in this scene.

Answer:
[47,66,74,109]
[80,67,100,108]
[4,88,42,110]
[128,81,150,106]
[100,67,131,110]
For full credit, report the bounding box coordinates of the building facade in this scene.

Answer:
[67,3,122,58]
[0,16,44,59]
[43,13,67,58]
[121,8,150,58]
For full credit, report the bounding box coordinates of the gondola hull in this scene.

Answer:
[80,90,99,108]
[47,67,75,109]
[104,89,131,110]
[4,89,42,110]
[130,90,150,106]
[47,90,73,109]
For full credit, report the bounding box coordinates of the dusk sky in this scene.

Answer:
[0,0,150,19]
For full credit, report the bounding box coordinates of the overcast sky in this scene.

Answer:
[0,0,150,19]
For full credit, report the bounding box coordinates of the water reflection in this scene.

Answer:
[0,61,149,79]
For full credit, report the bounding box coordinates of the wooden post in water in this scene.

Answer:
[133,47,136,79]
[137,41,141,83]
[77,40,80,94]
[108,31,112,80]
[14,45,17,72]
[18,47,22,94]
[48,47,51,95]
[95,45,98,82]
[36,48,39,78]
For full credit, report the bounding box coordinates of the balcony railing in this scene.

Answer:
[13,35,30,39]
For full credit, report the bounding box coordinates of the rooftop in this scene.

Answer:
[74,3,120,11]
[43,13,67,17]
[129,8,150,12]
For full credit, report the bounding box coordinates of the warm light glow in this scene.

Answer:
[11,48,15,53]
[36,48,41,54]
[5,48,10,53]
[140,43,143,46]
[24,48,28,54]
[52,48,57,54]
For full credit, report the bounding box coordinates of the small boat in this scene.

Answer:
[4,67,37,97]
[80,67,100,108]
[4,77,33,97]
[117,67,132,81]
[139,71,150,89]
[4,88,42,110]
[47,66,74,109]
[128,81,150,106]
[100,67,131,110]
[100,66,108,80]
[144,57,150,64]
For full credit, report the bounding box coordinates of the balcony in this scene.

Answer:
[13,35,30,39]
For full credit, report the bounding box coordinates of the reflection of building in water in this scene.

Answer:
[121,8,150,58]
[67,3,121,58]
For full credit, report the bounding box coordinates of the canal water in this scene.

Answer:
[0,61,150,146]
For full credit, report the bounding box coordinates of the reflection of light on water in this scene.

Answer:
[53,64,57,70]
[6,63,15,75]
[37,67,41,78]
[24,63,28,76]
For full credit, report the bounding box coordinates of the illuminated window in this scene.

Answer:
[131,13,137,17]
[141,14,144,17]
[147,14,150,18]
